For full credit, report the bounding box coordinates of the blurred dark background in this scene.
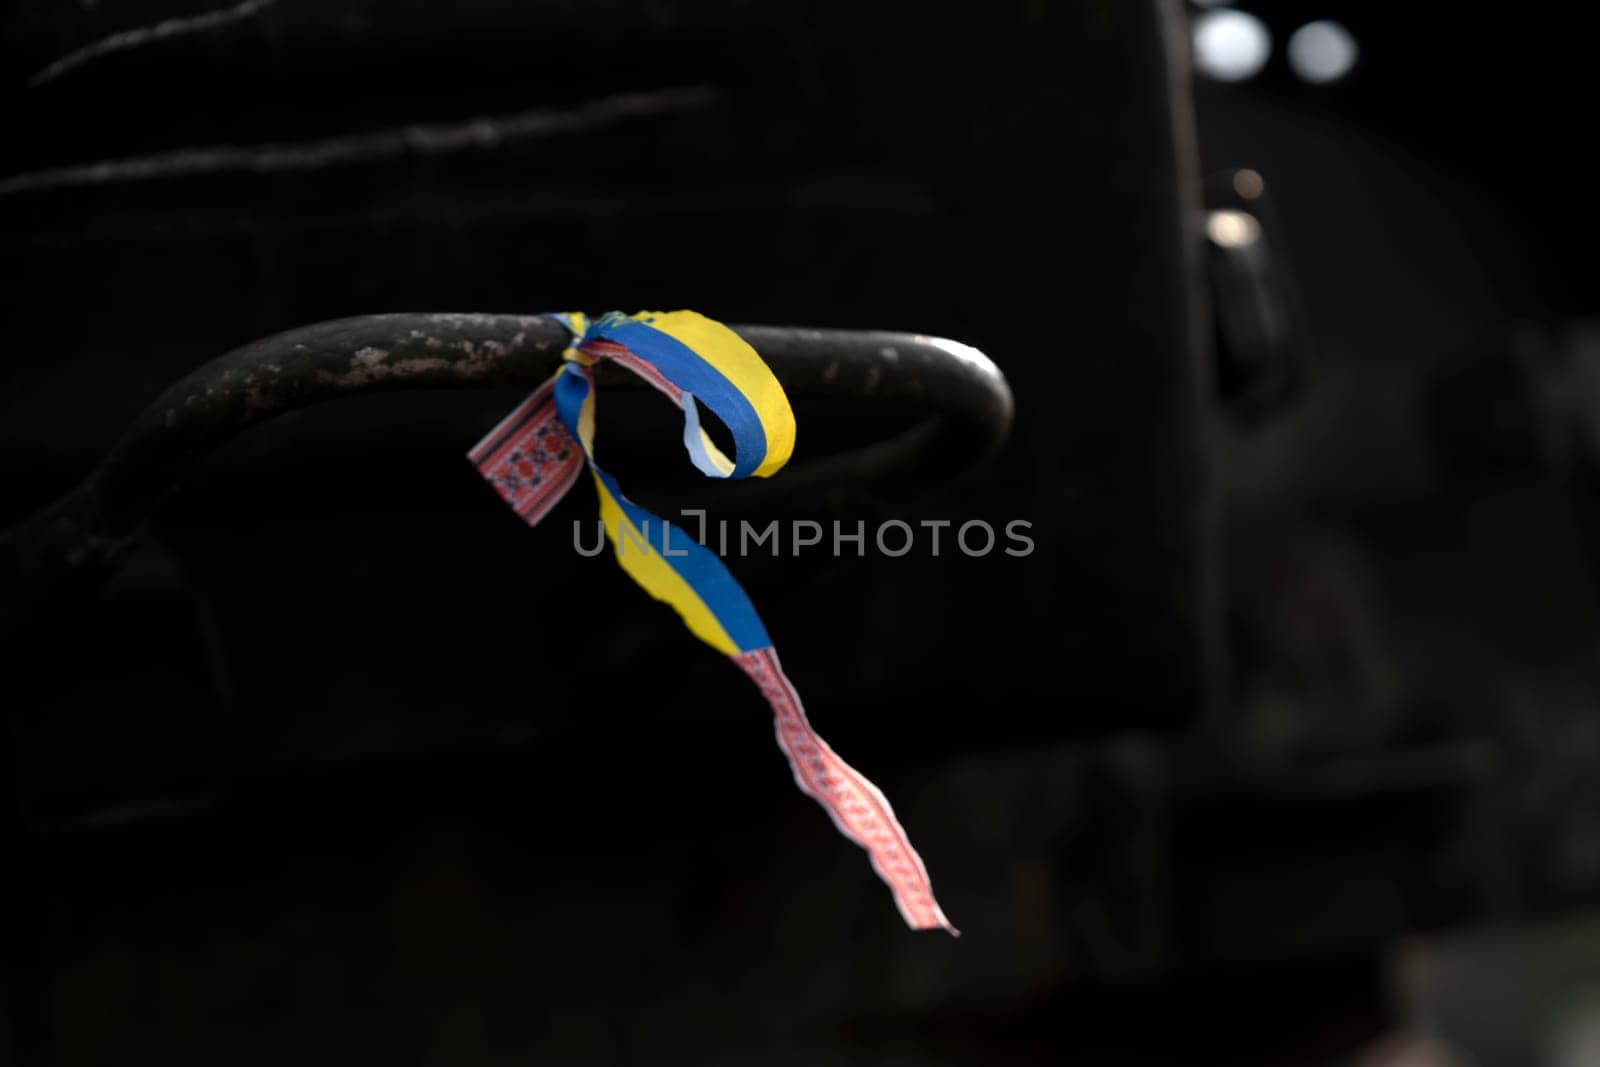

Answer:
[3,0,1599,1063]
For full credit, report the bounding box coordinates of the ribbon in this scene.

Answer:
[469,310,955,934]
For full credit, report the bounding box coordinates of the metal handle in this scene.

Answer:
[0,313,1012,628]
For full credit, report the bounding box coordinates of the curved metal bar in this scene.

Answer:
[0,313,1012,628]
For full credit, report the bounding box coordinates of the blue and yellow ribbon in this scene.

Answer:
[470,310,954,934]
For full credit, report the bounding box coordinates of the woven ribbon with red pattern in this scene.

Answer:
[468,310,956,934]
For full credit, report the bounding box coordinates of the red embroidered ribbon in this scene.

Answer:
[469,311,956,934]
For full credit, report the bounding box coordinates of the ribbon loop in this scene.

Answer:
[470,310,954,934]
